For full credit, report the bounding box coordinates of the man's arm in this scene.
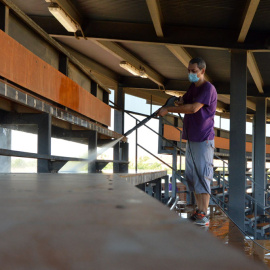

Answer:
[157,102,204,117]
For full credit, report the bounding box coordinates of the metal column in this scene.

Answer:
[113,142,120,173]
[155,178,162,201]
[91,81,98,97]
[120,142,129,173]
[252,98,266,214]
[172,148,177,198]
[0,127,11,173]
[229,50,247,231]
[37,114,52,173]
[0,2,9,33]
[59,53,69,75]
[88,131,97,173]
[114,85,124,173]
[164,175,169,201]
[114,85,124,135]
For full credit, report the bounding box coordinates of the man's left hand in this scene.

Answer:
[157,107,168,117]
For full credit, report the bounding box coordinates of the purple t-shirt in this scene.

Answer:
[182,81,217,142]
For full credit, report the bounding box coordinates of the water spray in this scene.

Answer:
[64,96,179,173]
[62,136,124,173]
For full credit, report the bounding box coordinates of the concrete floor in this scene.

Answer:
[0,173,267,269]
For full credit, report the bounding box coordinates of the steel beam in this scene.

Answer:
[37,114,52,173]
[146,0,164,37]
[229,50,247,231]
[121,78,270,97]
[252,98,266,215]
[0,81,125,142]
[247,51,264,94]
[47,20,270,51]
[238,0,260,43]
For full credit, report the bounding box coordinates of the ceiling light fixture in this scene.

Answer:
[216,107,225,113]
[48,4,78,32]
[119,61,148,78]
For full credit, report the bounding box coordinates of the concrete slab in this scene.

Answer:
[0,173,267,269]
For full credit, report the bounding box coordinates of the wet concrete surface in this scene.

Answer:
[179,205,270,268]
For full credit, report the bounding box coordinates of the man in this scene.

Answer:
[157,57,217,226]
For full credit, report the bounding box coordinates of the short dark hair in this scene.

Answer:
[189,57,206,70]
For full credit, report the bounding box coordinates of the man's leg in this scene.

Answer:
[194,192,200,208]
[196,193,210,214]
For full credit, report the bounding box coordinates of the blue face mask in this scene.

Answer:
[188,73,200,83]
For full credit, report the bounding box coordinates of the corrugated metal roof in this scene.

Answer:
[250,0,270,32]
[160,0,247,29]
[78,0,152,23]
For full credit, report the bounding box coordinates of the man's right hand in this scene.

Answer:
[174,96,184,106]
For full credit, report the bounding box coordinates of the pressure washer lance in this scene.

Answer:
[124,96,179,137]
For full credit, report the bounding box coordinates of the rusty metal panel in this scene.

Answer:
[0,30,111,126]
[163,124,270,154]
[163,124,183,142]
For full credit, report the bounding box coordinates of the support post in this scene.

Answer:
[103,90,109,104]
[114,85,124,135]
[0,2,9,33]
[164,175,169,201]
[229,50,247,231]
[59,53,69,75]
[91,81,98,97]
[0,127,11,172]
[113,142,120,173]
[113,85,124,172]
[120,142,129,173]
[135,119,138,173]
[37,114,52,173]
[88,131,97,173]
[155,178,162,201]
[252,98,266,215]
[172,148,177,198]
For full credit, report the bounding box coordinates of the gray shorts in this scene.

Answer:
[185,140,214,194]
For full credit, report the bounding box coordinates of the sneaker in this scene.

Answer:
[189,209,199,221]
[194,211,209,226]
